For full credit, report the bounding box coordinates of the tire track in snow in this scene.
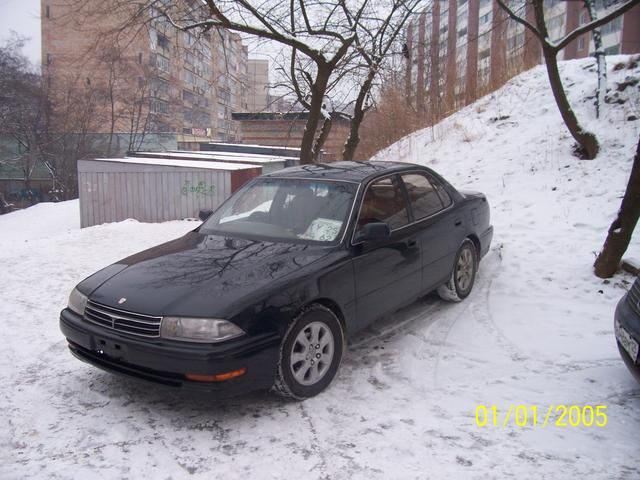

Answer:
[297,402,330,479]
[429,253,504,388]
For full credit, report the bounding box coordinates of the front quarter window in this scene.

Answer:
[201,178,357,244]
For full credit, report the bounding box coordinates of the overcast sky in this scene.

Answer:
[0,0,41,64]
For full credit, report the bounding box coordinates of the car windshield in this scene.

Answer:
[201,177,358,244]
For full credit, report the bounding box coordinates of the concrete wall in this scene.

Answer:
[232,114,350,161]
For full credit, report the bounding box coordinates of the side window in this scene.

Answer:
[357,176,409,232]
[401,173,445,220]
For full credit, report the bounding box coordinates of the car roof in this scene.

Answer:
[263,161,425,183]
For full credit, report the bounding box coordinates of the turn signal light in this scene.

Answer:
[185,368,247,382]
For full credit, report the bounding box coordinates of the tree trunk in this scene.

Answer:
[312,115,333,162]
[533,0,599,159]
[541,45,599,159]
[299,66,330,164]
[594,135,640,278]
[343,68,376,161]
[585,0,606,119]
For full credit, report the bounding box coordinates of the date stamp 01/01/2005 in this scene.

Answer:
[474,405,608,428]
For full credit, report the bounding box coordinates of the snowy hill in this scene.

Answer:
[1,57,640,479]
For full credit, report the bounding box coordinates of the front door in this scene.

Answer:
[351,175,422,331]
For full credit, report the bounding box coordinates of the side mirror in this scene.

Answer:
[199,209,213,221]
[355,222,390,243]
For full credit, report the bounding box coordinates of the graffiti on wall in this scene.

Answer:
[181,180,215,197]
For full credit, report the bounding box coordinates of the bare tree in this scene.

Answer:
[0,36,49,195]
[496,0,638,159]
[594,135,640,278]
[584,0,606,119]
[0,35,109,200]
[41,62,115,199]
[340,0,422,161]
[156,0,362,164]
[354,79,423,160]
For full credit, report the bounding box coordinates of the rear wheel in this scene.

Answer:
[273,304,344,399]
[437,239,478,302]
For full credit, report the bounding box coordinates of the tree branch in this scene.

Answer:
[553,0,638,52]
[495,0,544,44]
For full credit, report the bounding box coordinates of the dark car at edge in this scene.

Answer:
[60,161,494,399]
[614,275,640,383]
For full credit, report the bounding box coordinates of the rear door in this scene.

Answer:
[399,171,462,292]
[351,175,422,330]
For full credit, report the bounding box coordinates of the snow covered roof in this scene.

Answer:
[86,157,261,171]
[129,150,290,164]
[203,141,301,152]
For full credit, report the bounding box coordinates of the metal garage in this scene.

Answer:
[78,157,261,228]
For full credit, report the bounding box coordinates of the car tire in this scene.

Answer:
[272,304,344,400]
[437,238,478,302]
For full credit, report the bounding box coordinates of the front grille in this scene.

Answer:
[84,300,162,338]
[627,277,640,316]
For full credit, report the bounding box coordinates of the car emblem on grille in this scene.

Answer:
[118,297,127,305]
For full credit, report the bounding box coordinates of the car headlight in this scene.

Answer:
[68,288,88,316]
[160,317,245,343]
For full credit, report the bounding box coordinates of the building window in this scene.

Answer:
[480,12,492,25]
[458,0,467,5]
[138,52,143,64]
[150,99,169,115]
[458,27,467,38]
[580,11,589,26]
[604,44,620,55]
[578,36,585,50]
[157,33,169,51]
[547,15,563,32]
[601,16,622,35]
[507,32,525,51]
[46,53,52,65]
[479,48,491,60]
[45,5,50,18]
[156,54,170,73]
[480,0,491,7]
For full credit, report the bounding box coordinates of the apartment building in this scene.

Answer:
[41,0,249,150]
[208,29,250,141]
[247,59,270,112]
[406,0,640,116]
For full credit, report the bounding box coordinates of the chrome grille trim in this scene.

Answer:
[84,300,162,338]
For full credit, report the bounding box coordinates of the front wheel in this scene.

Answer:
[437,239,478,302]
[273,304,344,400]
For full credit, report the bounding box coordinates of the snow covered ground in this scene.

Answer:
[2,56,640,479]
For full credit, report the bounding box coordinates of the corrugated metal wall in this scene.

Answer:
[78,160,233,228]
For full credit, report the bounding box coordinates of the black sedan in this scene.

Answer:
[60,161,493,399]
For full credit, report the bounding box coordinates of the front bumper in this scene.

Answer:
[614,295,640,384]
[60,308,281,395]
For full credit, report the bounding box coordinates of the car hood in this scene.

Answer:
[81,231,334,318]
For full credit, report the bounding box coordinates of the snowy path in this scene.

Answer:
[1,214,638,479]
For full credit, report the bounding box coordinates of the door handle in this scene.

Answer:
[454,219,462,226]
[407,239,417,247]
